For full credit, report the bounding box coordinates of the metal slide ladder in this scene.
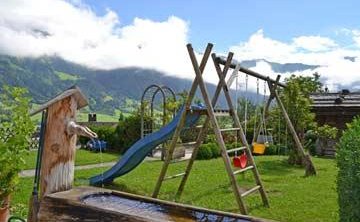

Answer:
[152,43,269,214]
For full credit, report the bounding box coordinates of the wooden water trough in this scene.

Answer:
[38,186,271,222]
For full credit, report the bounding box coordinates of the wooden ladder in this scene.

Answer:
[152,43,269,214]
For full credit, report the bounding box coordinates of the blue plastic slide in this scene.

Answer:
[90,105,203,185]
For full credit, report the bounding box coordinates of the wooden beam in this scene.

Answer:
[273,85,317,176]
[215,56,286,88]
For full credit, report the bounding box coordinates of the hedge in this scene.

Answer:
[337,117,360,221]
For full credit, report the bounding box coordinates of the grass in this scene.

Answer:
[76,112,120,122]
[55,71,80,81]
[12,156,338,221]
[22,149,120,170]
[30,111,120,123]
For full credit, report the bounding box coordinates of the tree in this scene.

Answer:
[278,73,322,165]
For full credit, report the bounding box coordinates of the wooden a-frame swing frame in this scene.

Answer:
[152,43,316,215]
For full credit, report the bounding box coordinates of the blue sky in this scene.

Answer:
[82,0,360,51]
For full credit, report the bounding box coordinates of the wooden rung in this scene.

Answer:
[182,141,197,146]
[241,185,261,198]
[213,109,231,116]
[233,166,254,175]
[164,173,186,181]
[170,158,189,164]
[227,146,247,153]
[183,125,203,130]
[220,127,241,132]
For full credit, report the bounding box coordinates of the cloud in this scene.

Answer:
[0,0,195,80]
[292,36,338,52]
[1,0,360,92]
[229,29,360,91]
[352,30,360,46]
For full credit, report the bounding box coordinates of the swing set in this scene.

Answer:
[217,55,316,176]
[226,62,273,168]
[153,43,316,215]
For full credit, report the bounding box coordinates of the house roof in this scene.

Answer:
[310,92,360,108]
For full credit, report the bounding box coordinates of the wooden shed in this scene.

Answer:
[310,90,360,156]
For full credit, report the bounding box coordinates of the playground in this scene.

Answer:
[0,43,356,222]
[12,155,338,221]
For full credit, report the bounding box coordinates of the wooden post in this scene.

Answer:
[30,86,97,198]
[273,88,317,176]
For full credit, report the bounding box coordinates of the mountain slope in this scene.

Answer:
[0,55,320,115]
[0,55,248,114]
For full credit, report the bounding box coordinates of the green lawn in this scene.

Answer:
[12,156,338,221]
[22,149,120,170]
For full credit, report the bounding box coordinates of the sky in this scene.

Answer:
[1,0,360,92]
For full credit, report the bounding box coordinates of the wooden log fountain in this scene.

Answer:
[28,86,97,221]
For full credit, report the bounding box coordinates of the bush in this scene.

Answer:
[337,117,360,221]
[208,143,221,158]
[196,143,213,160]
[0,86,34,201]
[264,144,278,155]
[80,125,117,149]
[115,112,143,154]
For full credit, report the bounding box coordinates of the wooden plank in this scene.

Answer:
[38,186,273,222]
[233,166,254,175]
[241,186,261,198]
[227,146,247,153]
[215,55,286,88]
[30,86,87,116]
[164,173,186,181]
[220,127,241,132]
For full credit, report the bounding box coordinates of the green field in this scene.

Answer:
[55,71,81,81]
[30,111,120,123]
[12,156,338,221]
[22,149,120,170]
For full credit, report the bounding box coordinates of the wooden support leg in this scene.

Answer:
[273,89,317,176]
[177,51,236,198]
[152,43,214,198]
[212,53,269,208]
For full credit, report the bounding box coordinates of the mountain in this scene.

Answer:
[240,59,320,73]
[0,55,320,115]
[0,55,263,115]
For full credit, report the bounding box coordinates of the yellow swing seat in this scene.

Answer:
[252,142,266,155]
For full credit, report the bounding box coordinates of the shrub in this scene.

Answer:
[80,125,117,149]
[115,112,142,153]
[208,142,221,158]
[264,144,278,155]
[337,117,360,221]
[196,144,213,160]
[0,86,34,201]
